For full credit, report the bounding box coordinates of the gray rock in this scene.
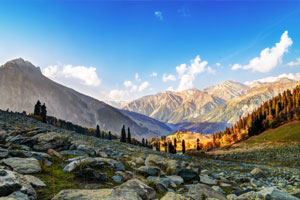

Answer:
[155,181,168,193]
[117,179,156,200]
[0,169,36,199]
[161,192,188,200]
[187,183,227,200]
[24,175,46,188]
[112,175,123,183]
[77,145,96,156]
[166,175,184,185]
[32,132,70,151]
[0,191,30,200]
[256,187,299,200]
[75,168,107,182]
[178,168,200,182]
[63,157,97,172]
[145,154,166,168]
[200,175,217,185]
[2,157,41,174]
[115,162,125,171]
[137,166,160,177]
[250,168,265,178]
[52,189,113,200]
[106,188,142,200]
[60,150,88,157]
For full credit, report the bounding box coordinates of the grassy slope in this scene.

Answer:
[244,120,300,144]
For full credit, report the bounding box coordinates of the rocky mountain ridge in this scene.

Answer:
[0,58,168,139]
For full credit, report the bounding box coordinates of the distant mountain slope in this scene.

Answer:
[123,82,249,124]
[119,109,172,136]
[168,122,229,134]
[194,81,300,125]
[0,58,164,139]
[202,80,249,101]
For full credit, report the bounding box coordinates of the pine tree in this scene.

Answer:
[34,100,41,116]
[127,127,131,144]
[102,131,105,139]
[174,138,177,149]
[41,103,47,123]
[109,131,112,140]
[121,125,126,142]
[146,139,148,147]
[197,138,201,151]
[182,140,185,154]
[96,125,101,138]
[142,138,145,146]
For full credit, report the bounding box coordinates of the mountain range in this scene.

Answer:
[0,58,169,139]
[1,58,299,138]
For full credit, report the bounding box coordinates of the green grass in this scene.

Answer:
[244,121,300,144]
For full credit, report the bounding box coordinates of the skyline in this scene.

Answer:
[1,1,300,101]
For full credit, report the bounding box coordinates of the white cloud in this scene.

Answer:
[207,66,216,74]
[162,74,176,82]
[215,62,221,67]
[124,81,133,88]
[139,81,149,92]
[232,31,293,73]
[43,64,101,87]
[109,90,128,100]
[287,58,300,66]
[154,11,163,21]
[43,65,58,78]
[135,73,141,81]
[166,86,175,91]
[150,72,158,77]
[176,55,209,91]
[244,72,300,85]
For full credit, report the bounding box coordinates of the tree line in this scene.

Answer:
[212,85,300,148]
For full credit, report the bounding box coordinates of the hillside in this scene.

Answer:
[123,81,248,124]
[0,58,165,139]
[194,81,300,125]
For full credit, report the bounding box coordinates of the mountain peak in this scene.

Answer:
[1,58,42,74]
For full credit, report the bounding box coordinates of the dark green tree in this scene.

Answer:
[142,138,145,146]
[174,138,177,149]
[121,125,126,142]
[127,127,131,144]
[197,138,201,151]
[182,140,185,154]
[34,100,41,116]
[109,131,112,140]
[96,125,101,138]
[41,103,47,123]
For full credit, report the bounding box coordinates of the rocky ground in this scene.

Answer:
[0,110,299,200]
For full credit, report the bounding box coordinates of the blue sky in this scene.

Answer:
[1,1,300,101]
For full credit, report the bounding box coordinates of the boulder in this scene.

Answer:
[200,175,217,185]
[177,168,200,182]
[161,192,188,200]
[166,175,184,186]
[60,150,88,157]
[112,175,123,183]
[250,168,265,178]
[116,179,156,200]
[77,145,97,156]
[137,166,160,177]
[52,189,113,200]
[24,175,46,188]
[32,132,70,152]
[256,187,299,200]
[0,191,30,200]
[115,162,125,171]
[2,157,41,174]
[187,183,227,200]
[63,157,99,172]
[74,168,107,182]
[106,188,142,200]
[0,169,36,199]
[145,154,166,168]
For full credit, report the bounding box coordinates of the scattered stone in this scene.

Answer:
[200,175,217,185]
[32,132,70,151]
[115,162,125,171]
[166,175,184,185]
[52,189,113,200]
[177,168,200,182]
[137,166,160,177]
[256,187,299,200]
[161,192,188,200]
[77,145,96,156]
[187,183,227,200]
[75,168,107,182]
[117,179,156,200]
[24,175,46,188]
[2,157,41,174]
[112,175,123,183]
[250,168,265,178]
[145,154,166,168]
[60,150,88,157]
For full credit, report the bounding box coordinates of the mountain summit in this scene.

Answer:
[0,58,165,139]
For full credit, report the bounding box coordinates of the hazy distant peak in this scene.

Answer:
[1,58,42,74]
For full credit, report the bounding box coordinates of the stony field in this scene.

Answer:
[0,110,299,200]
